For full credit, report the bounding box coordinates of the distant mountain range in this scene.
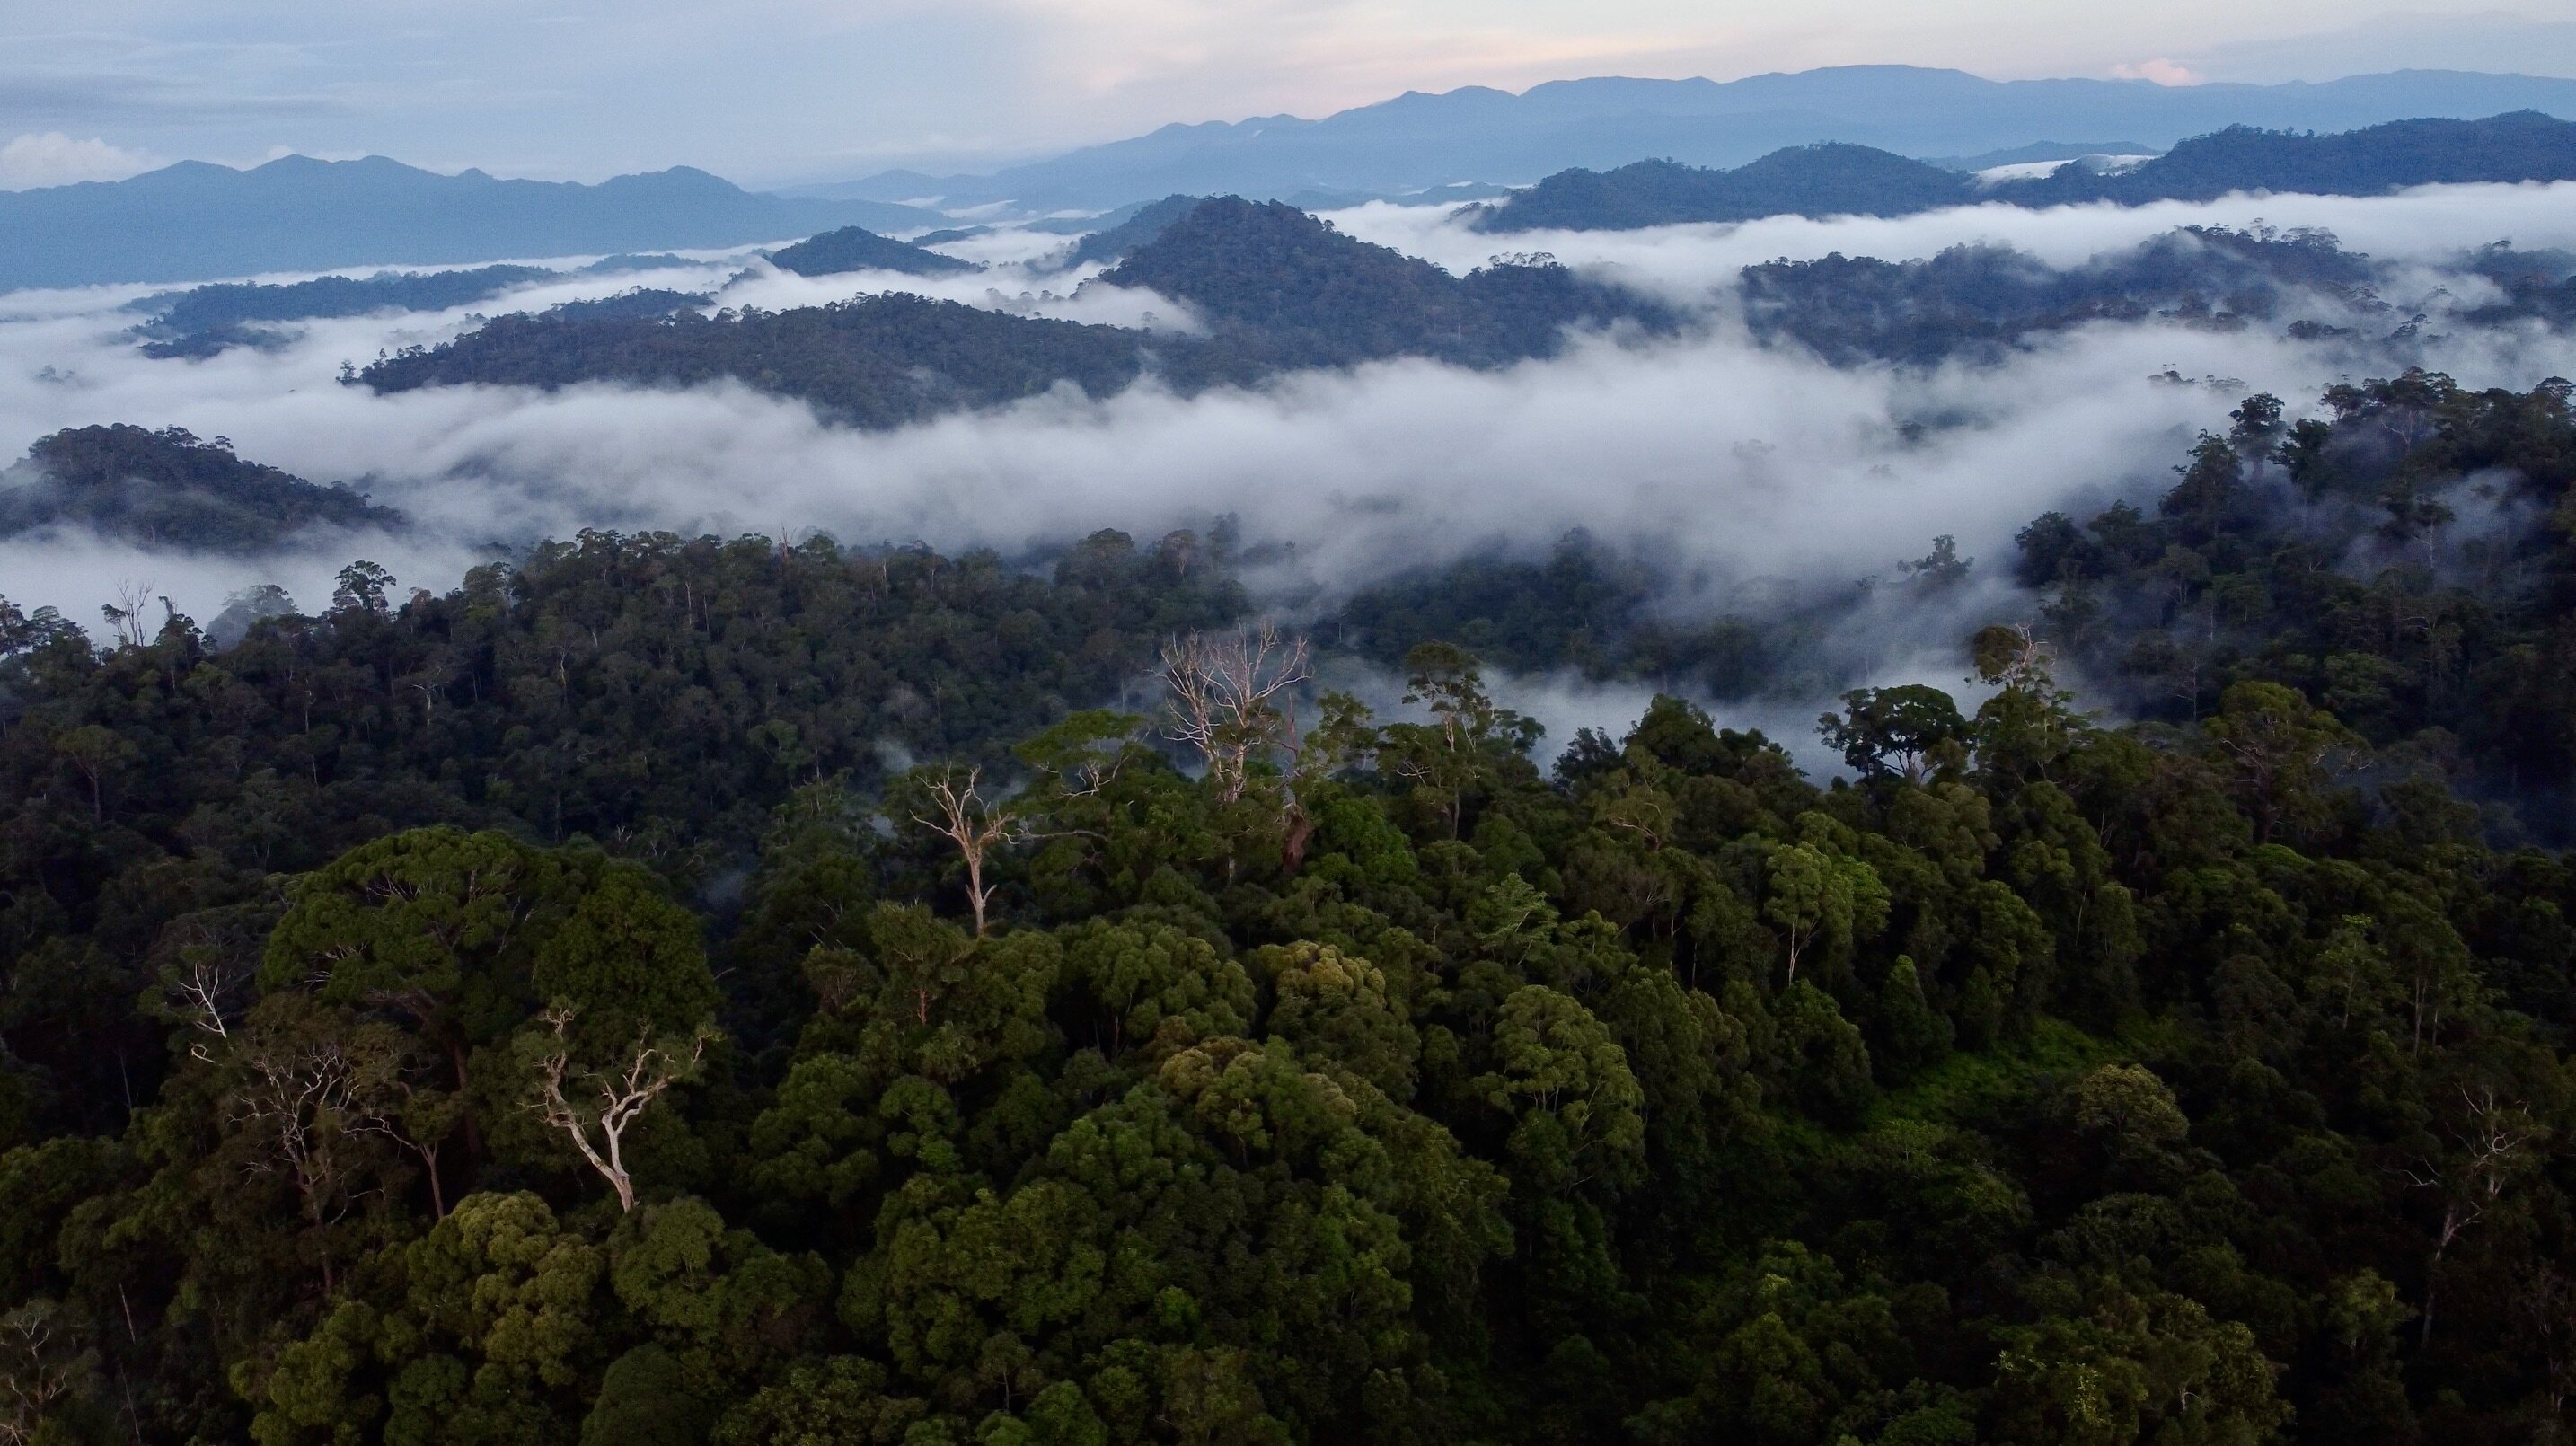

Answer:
[0,156,942,293]
[1471,111,2576,231]
[797,66,2576,211]
[13,66,2576,296]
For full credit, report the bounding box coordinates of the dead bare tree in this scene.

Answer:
[1159,624,1311,804]
[225,1019,404,1290]
[0,1301,96,1446]
[160,951,254,1062]
[2403,1084,2544,1346]
[526,1006,713,1212]
[98,579,153,650]
[911,767,1020,936]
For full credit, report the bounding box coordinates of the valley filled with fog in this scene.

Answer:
[7,181,2574,719]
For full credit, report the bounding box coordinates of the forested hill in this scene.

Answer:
[354,206,2568,426]
[1737,224,2399,366]
[360,198,1670,423]
[1099,195,1676,367]
[357,294,1187,431]
[2007,110,2576,206]
[11,378,2576,1441]
[1470,145,1973,233]
[1336,373,2576,831]
[126,256,704,359]
[0,423,401,550]
[1471,110,2576,232]
[1054,192,1204,270]
[765,226,979,278]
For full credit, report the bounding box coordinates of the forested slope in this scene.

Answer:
[1342,372,2576,832]
[0,424,402,551]
[4,375,2576,1442]
[1470,110,2576,233]
[1738,225,2389,365]
[766,227,979,279]
[359,198,1669,425]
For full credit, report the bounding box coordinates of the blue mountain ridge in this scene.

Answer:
[0,155,944,293]
[791,66,2576,210]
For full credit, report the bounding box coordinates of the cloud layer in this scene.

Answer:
[3,185,2572,691]
[0,132,158,189]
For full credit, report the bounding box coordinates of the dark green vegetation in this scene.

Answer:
[8,377,2576,1442]
[1342,373,2576,838]
[1054,194,1204,271]
[1098,197,1674,370]
[359,198,1672,427]
[357,295,1196,431]
[1472,110,2576,232]
[2008,110,2576,206]
[538,288,712,323]
[2015,372,2576,830]
[1738,225,2403,366]
[344,198,2551,435]
[1469,145,1975,233]
[766,227,980,279]
[0,425,401,551]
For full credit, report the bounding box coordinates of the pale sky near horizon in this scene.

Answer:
[2,1,2572,190]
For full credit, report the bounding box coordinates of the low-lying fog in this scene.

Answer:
[4,182,2574,756]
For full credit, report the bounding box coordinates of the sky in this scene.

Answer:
[1,2,2573,190]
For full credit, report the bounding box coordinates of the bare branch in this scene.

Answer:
[525,1005,713,1212]
[1159,624,1310,804]
[911,766,1020,936]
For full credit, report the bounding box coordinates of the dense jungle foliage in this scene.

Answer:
[0,424,402,551]
[5,371,2576,1444]
[357,198,1671,425]
[1342,372,2576,833]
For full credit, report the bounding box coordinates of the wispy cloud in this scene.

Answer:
[2109,58,2201,85]
[0,131,159,188]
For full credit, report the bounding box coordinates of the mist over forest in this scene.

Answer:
[10,64,2576,1446]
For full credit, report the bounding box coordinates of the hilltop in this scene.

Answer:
[1471,110,2576,232]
